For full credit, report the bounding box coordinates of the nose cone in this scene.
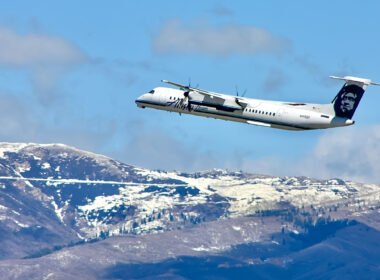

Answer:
[135,94,143,103]
[135,93,149,108]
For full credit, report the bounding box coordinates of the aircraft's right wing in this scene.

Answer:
[162,80,247,110]
[161,80,225,97]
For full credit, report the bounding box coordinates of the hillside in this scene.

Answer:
[0,143,379,279]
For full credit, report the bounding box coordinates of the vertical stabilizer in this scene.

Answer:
[330,76,379,119]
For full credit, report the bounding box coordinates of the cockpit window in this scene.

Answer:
[149,90,155,94]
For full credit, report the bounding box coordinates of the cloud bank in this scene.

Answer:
[112,120,219,171]
[153,19,291,56]
[306,125,380,183]
[119,120,380,184]
[0,92,115,154]
[241,126,380,183]
[0,27,109,152]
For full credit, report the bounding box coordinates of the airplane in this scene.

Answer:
[135,75,379,130]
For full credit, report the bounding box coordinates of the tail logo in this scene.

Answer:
[333,84,364,119]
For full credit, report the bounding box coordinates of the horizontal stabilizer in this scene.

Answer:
[329,75,380,86]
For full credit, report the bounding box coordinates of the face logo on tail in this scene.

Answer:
[340,91,357,112]
[333,84,364,119]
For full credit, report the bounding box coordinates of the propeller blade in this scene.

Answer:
[242,89,247,97]
[235,85,247,97]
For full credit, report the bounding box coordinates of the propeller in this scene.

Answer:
[235,85,248,109]
[179,78,197,111]
[178,91,189,110]
[235,85,247,97]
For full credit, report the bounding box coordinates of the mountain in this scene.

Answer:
[0,143,379,279]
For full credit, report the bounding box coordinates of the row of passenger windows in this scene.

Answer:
[245,108,275,116]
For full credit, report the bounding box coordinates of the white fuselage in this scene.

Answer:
[136,87,354,130]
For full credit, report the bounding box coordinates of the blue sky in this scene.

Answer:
[1,1,380,182]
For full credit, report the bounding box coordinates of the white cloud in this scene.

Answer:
[209,4,234,17]
[305,126,380,183]
[153,19,291,56]
[111,120,221,171]
[0,94,38,140]
[72,115,380,184]
[237,126,380,183]
[0,27,87,66]
[0,93,114,154]
[262,68,287,94]
[0,27,88,105]
[294,55,356,88]
[106,117,380,183]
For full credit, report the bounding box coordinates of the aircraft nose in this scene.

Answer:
[135,94,145,106]
[136,93,148,102]
[135,95,143,102]
[135,93,151,108]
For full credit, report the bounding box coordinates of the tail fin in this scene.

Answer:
[330,76,380,119]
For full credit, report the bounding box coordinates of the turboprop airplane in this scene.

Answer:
[136,76,379,130]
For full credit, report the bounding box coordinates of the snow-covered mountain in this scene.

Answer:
[0,143,379,279]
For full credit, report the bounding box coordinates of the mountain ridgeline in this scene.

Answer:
[0,143,379,279]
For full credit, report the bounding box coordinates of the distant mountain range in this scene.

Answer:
[0,143,379,279]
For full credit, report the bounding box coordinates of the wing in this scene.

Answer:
[161,80,224,97]
[161,80,247,110]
